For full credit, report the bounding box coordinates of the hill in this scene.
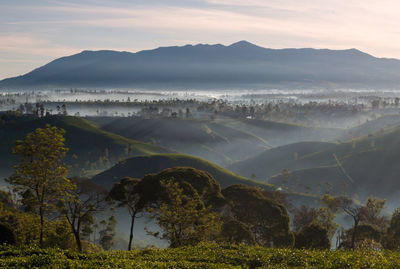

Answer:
[3,41,400,88]
[338,114,400,141]
[267,125,400,201]
[219,118,341,147]
[91,154,270,190]
[0,114,170,178]
[98,117,269,166]
[228,141,337,180]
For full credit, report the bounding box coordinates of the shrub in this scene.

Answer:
[0,223,16,245]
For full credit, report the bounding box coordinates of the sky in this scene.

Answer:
[1,0,400,79]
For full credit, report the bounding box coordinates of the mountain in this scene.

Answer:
[0,114,170,178]
[91,153,271,190]
[2,41,400,88]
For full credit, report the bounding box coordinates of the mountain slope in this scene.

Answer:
[91,154,271,190]
[2,41,400,88]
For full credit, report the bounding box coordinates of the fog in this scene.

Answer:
[2,87,400,249]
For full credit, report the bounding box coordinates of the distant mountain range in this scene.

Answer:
[2,40,400,89]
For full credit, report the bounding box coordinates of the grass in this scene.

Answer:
[0,243,399,268]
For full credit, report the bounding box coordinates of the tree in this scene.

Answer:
[99,215,117,250]
[6,125,74,247]
[109,177,143,250]
[339,224,381,249]
[222,184,293,247]
[61,178,107,252]
[220,219,255,245]
[146,179,221,248]
[323,195,386,249]
[295,223,330,250]
[293,205,318,232]
[135,167,225,209]
[293,205,337,240]
[61,104,67,116]
[383,208,400,249]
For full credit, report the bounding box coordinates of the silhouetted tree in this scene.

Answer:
[109,177,143,250]
[61,178,107,252]
[323,195,386,249]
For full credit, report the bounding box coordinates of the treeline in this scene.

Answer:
[1,125,400,253]
[3,93,388,128]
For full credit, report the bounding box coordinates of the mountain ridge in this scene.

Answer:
[2,41,400,89]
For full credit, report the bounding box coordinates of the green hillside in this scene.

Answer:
[229,141,337,180]
[268,125,400,200]
[96,117,269,165]
[91,153,271,190]
[339,114,400,141]
[219,118,342,147]
[0,114,170,178]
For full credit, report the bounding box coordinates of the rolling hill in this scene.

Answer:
[228,141,337,180]
[97,117,269,165]
[0,114,170,178]
[338,114,400,141]
[3,41,400,88]
[91,153,271,190]
[218,118,342,147]
[266,125,400,201]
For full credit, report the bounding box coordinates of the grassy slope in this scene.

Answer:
[1,243,399,268]
[219,118,343,147]
[268,125,400,199]
[96,117,269,165]
[0,115,170,176]
[228,141,337,180]
[339,114,400,142]
[91,153,271,190]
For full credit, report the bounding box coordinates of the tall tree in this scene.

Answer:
[109,177,143,250]
[6,124,74,247]
[61,178,107,252]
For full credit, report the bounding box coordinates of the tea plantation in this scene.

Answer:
[1,243,399,268]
